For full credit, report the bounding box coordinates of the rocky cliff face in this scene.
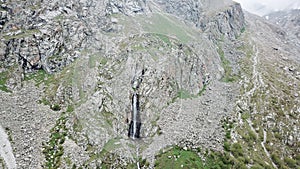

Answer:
[1,0,299,169]
[0,0,244,74]
[106,0,148,15]
[266,9,300,57]
[154,0,245,40]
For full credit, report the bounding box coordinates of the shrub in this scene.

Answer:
[66,105,74,112]
[225,131,231,139]
[271,153,285,168]
[231,143,243,157]
[224,141,230,151]
[284,157,296,168]
[51,104,61,111]
[251,164,264,169]
[249,130,257,141]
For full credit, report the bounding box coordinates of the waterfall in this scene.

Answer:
[128,68,145,139]
[128,92,141,139]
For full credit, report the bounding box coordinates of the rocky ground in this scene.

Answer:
[0,83,58,168]
[142,80,238,165]
[0,0,299,168]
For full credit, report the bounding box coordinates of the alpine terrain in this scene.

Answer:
[0,0,299,168]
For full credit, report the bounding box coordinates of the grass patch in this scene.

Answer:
[155,33,172,46]
[240,27,246,33]
[66,105,74,112]
[72,116,83,133]
[100,138,122,156]
[171,88,197,103]
[284,157,297,168]
[24,69,54,86]
[204,151,235,169]
[0,70,11,92]
[154,146,240,169]
[241,112,250,120]
[231,143,244,158]
[177,89,193,99]
[217,46,239,82]
[42,112,67,169]
[51,104,61,111]
[138,13,196,44]
[0,157,5,169]
[154,146,204,169]
[198,84,207,96]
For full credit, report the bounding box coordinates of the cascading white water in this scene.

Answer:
[132,93,138,139]
[128,92,141,139]
[128,69,145,139]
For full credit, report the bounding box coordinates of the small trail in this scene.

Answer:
[237,44,277,169]
[261,130,278,168]
[0,125,17,169]
[245,45,263,97]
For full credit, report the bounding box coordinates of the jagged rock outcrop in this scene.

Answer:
[106,0,148,15]
[0,0,93,73]
[154,0,245,40]
[0,1,10,31]
[199,2,245,40]
[0,0,245,74]
[266,9,300,55]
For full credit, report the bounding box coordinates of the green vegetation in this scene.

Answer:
[42,112,67,169]
[240,27,246,33]
[39,97,51,106]
[99,139,150,168]
[137,13,197,44]
[0,70,11,92]
[24,69,53,86]
[66,105,74,112]
[177,89,193,99]
[241,112,250,120]
[204,151,234,169]
[154,145,249,169]
[171,88,197,103]
[100,154,149,169]
[4,127,14,143]
[198,84,207,96]
[88,55,96,68]
[217,46,239,82]
[222,118,234,140]
[51,104,61,111]
[71,116,83,133]
[231,143,244,158]
[0,157,5,169]
[284,157,297,168]
[154,146,204,169]
[230,33,300,169]
[155,33,172,46]
[100,138,122,156]
[31,55,95,109]
[271,153,285,169]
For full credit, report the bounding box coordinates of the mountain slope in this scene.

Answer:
[0,0,299,168]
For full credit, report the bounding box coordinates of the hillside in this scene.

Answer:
[0,0,299,168]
